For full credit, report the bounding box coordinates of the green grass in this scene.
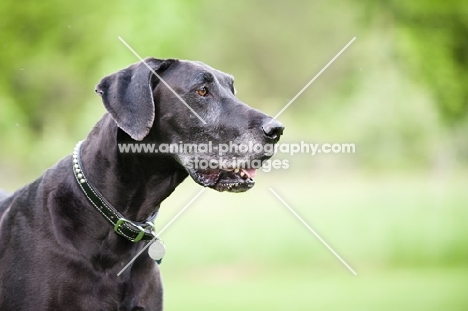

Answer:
[164,266,468,311]
[153,171,468,310]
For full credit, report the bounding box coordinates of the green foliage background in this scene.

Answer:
[0,0,467,310]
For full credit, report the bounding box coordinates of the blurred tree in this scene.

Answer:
[0,0,104,133]
[363,0,468,124]
[0,0,200,135]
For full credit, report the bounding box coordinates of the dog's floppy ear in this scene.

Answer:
[95,58,173,141]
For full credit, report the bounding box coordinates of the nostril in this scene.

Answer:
[262,120,285,140]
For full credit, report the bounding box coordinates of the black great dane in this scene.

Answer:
[0,58,284,310]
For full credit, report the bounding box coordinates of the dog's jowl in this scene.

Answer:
[0,58,284,310]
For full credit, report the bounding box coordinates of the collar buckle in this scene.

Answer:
[114,218,146,242]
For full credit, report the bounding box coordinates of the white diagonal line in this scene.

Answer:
[269,36,356,124]
[117,188,206,276]
[118,36,207,124]
[269,188,357,275]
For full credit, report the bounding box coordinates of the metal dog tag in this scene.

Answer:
[148,239,166,264]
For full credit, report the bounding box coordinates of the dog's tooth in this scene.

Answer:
[234,168,240,173]
[240,171,246,178]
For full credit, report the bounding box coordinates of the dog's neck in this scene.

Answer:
[79,115,188,222]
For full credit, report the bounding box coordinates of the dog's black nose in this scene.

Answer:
[262,119,285,140]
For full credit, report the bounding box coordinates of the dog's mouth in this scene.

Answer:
[188,167,257,193]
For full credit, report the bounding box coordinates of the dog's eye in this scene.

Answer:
[196,87,208,97]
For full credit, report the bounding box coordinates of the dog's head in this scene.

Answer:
[96,58,284,192]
